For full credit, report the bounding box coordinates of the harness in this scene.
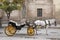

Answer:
[48,20,51,26]
[44,20,47,26]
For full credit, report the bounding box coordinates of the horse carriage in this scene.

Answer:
[5,19,57,36]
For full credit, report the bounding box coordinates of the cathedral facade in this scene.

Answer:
[24,0,55,19]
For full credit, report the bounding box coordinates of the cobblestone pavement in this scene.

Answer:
[0,24,60,40]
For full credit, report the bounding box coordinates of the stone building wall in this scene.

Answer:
[26,0,54,20]
[53,0,60,24]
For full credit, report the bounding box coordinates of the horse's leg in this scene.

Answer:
[44,20,47,28]
[55,21,57,26]
[48,21,51,26]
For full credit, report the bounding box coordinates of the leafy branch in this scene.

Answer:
[0,0,24,20]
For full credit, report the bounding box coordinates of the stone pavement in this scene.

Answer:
[0,24,60,40]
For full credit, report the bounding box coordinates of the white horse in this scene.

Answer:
[34,19,56,27]
[34,20,46,27]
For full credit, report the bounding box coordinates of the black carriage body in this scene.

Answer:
[8,22,26,30]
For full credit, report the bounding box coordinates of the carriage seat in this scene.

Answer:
[9,20,20,26]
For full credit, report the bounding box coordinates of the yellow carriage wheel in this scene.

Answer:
[27,27,35,36]
[5,25,16,36]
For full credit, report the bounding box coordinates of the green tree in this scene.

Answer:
[0,0,24,27]
[0,0,24,20]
